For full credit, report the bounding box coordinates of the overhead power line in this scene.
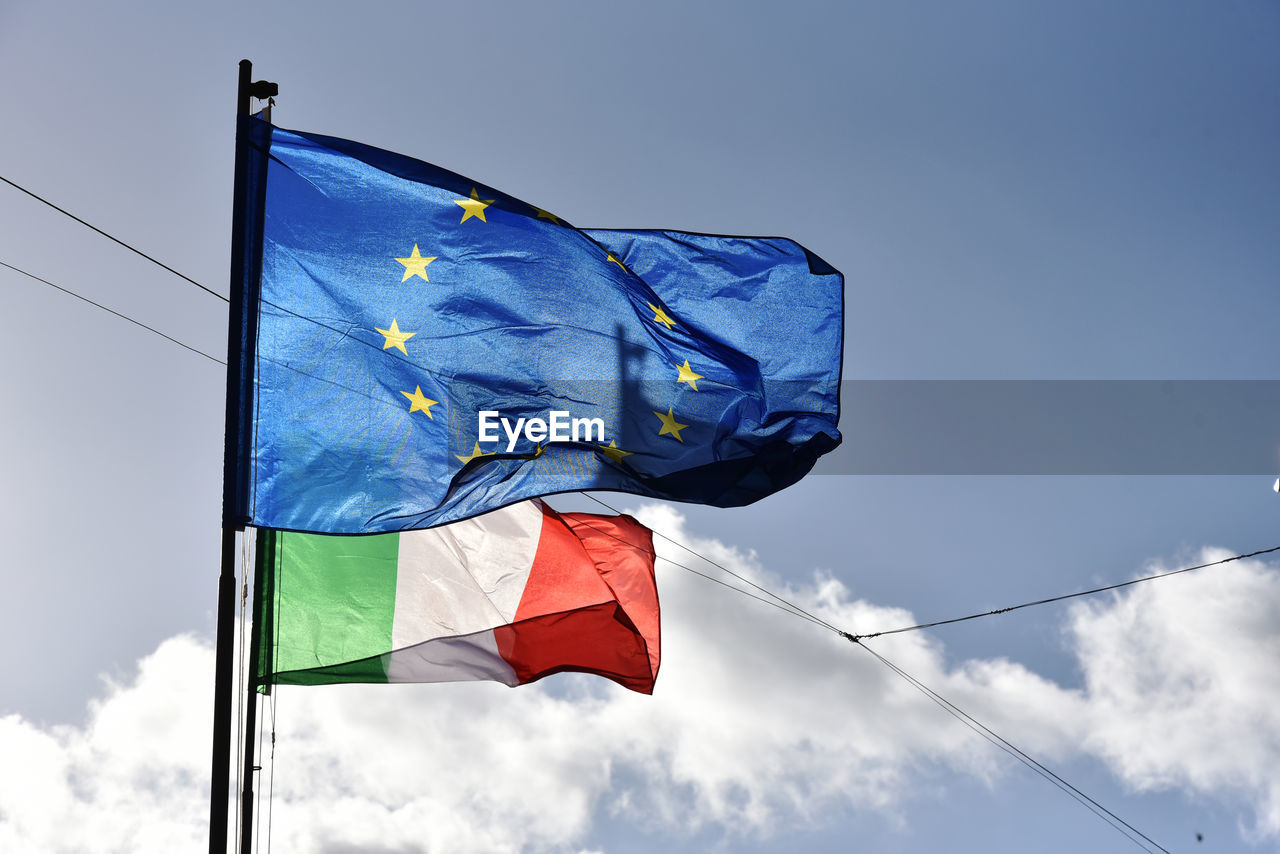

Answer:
[857,641,1168,853]
[0,174,227,302]
[569,494,1169,852]
[581,494,1278,643]
[580,492,845,633]
[1,258,225,365]
[560,505,836,633]
[844,544,1280,642]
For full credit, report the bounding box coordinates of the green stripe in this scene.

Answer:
[259,529,400,683]
[253,529,275,691]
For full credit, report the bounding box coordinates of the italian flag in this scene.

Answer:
[255,500,660,694]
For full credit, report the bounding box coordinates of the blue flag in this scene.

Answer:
[231,118,842,533]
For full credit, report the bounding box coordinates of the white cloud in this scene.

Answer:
[597,505,1089,833]
[0,635,211,854]
[0,516,1276,853]
[1069,548,1280,840]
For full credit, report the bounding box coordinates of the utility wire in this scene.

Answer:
[856,640,1168,854]
[655,553,832,630]
[846,544,1280,642]
[570,495,1168,852]
[579,492,843,634]
[551,503,834,632]
[0,174,226,301]
[1,258,226,365]
[581,494,1277,643]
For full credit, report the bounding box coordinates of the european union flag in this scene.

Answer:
[230,118,841,533]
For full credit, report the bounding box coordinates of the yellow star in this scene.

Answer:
[536,208,562,225]
[395,244,437,282]
[400,386,438,419]
[607,253,628,272]
[675,359,704,391]
[456,188,495,223]
[653,408,689,442]
[376,319,416,355]
[648,302,676,330]
[597,441,634,463]
[455,442,495,465]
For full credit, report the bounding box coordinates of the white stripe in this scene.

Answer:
[390,501,545,650]
[383,630,519,685]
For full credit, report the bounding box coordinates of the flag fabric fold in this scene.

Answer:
[256,500,661,694]
[235,118,842,534]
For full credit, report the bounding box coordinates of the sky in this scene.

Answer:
[1,1,1278,852]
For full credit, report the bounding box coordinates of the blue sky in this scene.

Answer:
[1,2,1278,852]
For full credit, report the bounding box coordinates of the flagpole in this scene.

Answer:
[209,529,239,854]
[239,536,269,854]
[211,59,275,854]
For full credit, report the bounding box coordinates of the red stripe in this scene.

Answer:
[493,505,660,694]
[562,511,660,685]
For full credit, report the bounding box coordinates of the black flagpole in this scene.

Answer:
[239,537,270,854]
[212,59,275,854]
[208,527,239,854]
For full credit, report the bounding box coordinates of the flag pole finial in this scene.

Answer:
[236,59,277,117]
